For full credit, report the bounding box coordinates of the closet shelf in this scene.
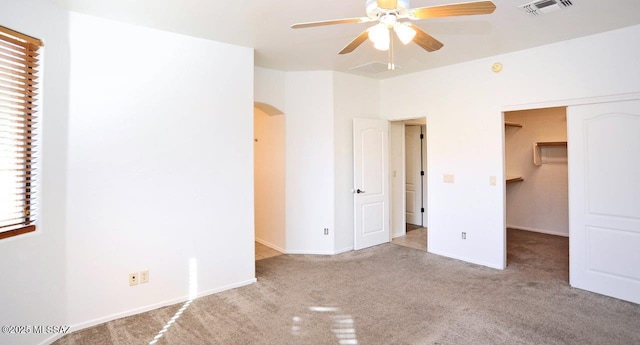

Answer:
[505,121,523,128]
[536,141,567,147]
[533,141,568,166]
[506,176,524,184]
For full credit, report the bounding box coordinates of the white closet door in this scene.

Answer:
[568,100,640,304]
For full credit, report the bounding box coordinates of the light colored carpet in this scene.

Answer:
[54,229,640,345]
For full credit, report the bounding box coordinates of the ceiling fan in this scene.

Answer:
[292,0,496,70]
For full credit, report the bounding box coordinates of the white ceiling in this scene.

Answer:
[53,0,640,79]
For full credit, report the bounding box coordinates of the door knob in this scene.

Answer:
[356,189,365,194]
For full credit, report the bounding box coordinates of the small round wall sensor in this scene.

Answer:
[492,62,503,73]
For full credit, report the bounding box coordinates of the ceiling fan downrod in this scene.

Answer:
[388,28,395,70]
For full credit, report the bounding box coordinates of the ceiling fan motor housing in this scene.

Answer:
[366,0,410,18]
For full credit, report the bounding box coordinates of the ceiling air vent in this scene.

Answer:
[349,61,398,74]
[519,0,573,16]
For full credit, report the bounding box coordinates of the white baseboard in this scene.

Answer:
[255,237,286,253]
[392,231,406,239]
[60,278,256,342]
[334,246,353,254]
[507,224,569,238]
[285,249,336,255]
[39,333,64,345]
[429,249,505,270]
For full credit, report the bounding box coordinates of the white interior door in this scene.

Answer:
[405,125,422,226]
[568,99,640,304]
[354,118,390,250]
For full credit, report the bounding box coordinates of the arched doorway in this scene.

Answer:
[253,102,286,260]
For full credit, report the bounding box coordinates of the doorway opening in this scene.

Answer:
[503,107,569,280]
[254,103,285,261]
[390,118,427,251]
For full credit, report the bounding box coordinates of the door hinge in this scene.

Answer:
[420,134,424,139]
[420,171,424,176]
[421,208,425,213]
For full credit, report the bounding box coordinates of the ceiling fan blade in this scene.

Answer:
[410,1,496,19]
[339,30,370,55]
[377,0,398,10]
[291,17,370,29]
[409,24,444,52]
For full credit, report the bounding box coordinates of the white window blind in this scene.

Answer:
[0,26,43,240]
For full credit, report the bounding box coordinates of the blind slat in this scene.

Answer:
[0,134,34,143]
[0,46,39,64]
[0,89,38,103]
[0,113,37,121]
[0,67,39,86]
[0,43,39,59]
[1,179,38,184]
[0,100,36,112]
[0,158,37,164]
[0,161,36,167]
[0,142,37,148]
[0,53,39,69]
[0,40,39,57]
[0,219,35,230]
[0,79,38,93]
[0,198,35,206]
[0,106,37,116]
[0,115,37,124]
[0,88,39,99]
[0,63,38,76]
[0,106,38,116]
[0,201,37,211]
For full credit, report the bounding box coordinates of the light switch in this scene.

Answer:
[443,174,455,183]
[490,176,496,186]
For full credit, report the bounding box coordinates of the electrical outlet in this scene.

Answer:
[140,270,149,284]
[129,272,138,286]
[461,232,466,240]
[324,228,329,235]
[444,174,455,183]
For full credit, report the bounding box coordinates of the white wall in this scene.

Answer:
[505,108,568,236]
[380,24,640,269]
[255,67,286,113]
[333,72,381,253]
[284,71,335,254]
[65,13,255,328]
[0,2,69,345]
[254,108,286,251]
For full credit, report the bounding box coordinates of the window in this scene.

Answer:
[0,26,43,240]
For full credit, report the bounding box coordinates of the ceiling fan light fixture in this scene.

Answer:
[368,23,390,51]
[374,40,390,51]
[394,22,416,45]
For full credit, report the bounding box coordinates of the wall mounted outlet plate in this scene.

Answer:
[140,270,149,284]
